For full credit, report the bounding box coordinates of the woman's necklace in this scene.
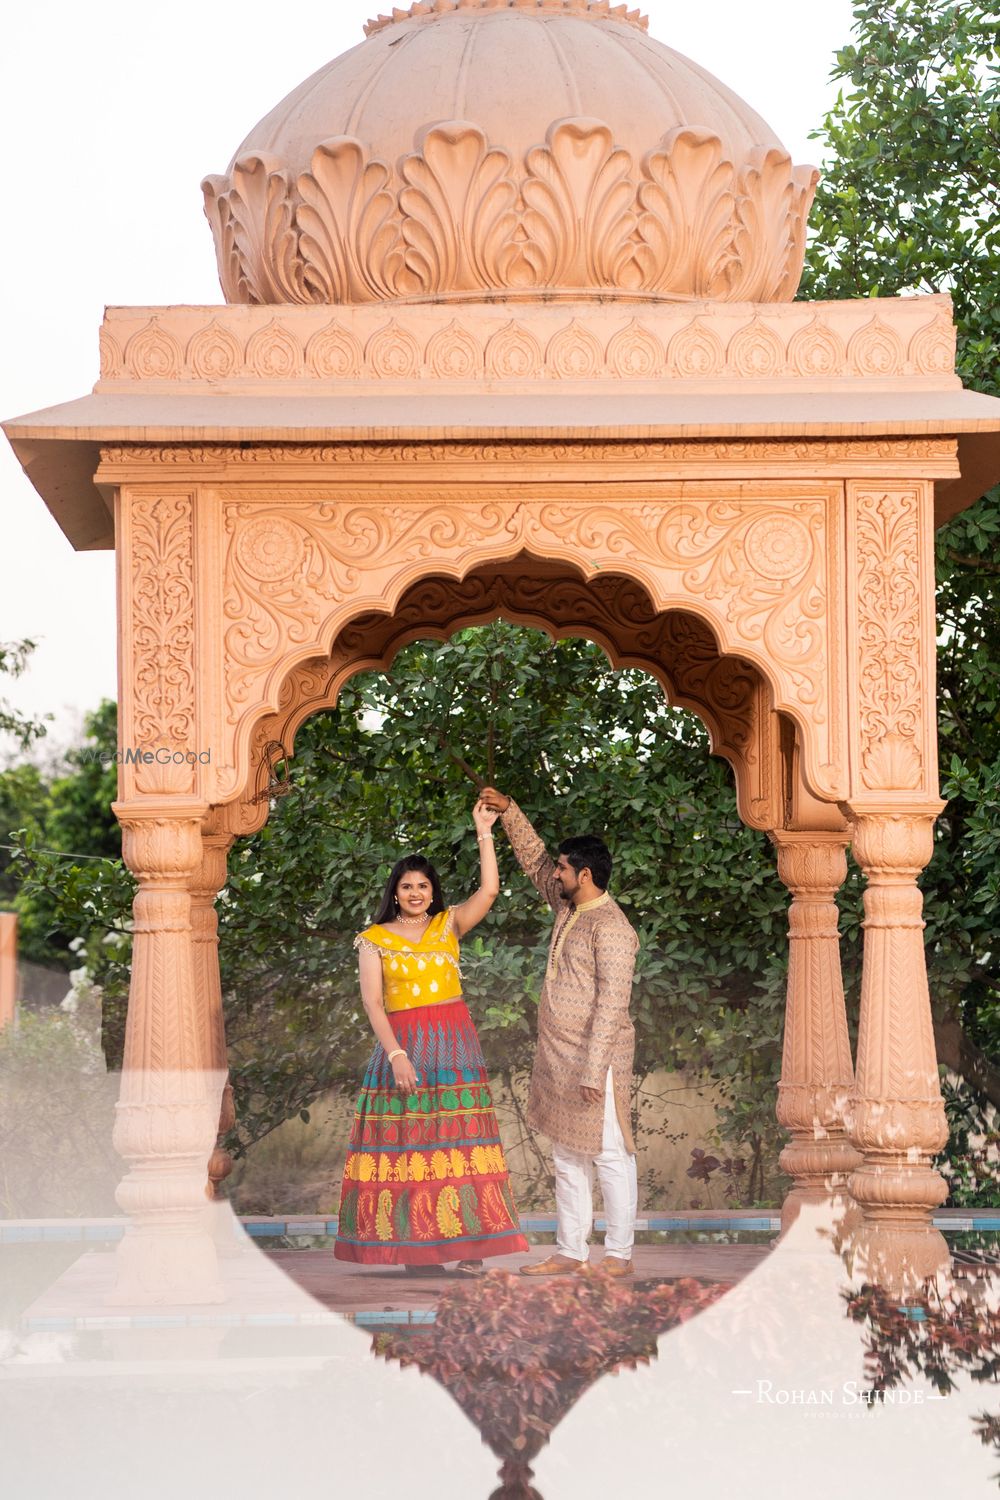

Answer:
[397,913,428,926]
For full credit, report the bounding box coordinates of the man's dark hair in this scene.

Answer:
[558,835,612,891]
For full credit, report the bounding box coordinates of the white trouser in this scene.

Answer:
[552,1067,638,1262]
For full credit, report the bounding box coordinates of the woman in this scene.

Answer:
[334,798,528,1273]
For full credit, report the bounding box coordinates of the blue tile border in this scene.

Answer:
[6,1210,1000,1246]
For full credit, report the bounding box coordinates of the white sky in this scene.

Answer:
[0,0,856,762]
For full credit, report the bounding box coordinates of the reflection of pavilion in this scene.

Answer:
[6,0,1000,1304]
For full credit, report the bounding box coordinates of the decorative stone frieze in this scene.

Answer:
[98,298,959,389]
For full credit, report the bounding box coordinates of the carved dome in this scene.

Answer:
[202,0,819,306]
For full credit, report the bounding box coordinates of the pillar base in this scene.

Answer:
[845,1218,952,1299]
[779,1133,862,1234]
[849,1157,949,1219]
[107,1221,225,1306]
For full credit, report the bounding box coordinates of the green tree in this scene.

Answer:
[804,0,1000,1130]
[0,639,51,753]
[3,699,122,971]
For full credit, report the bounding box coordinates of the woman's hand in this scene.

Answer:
[473,797,499,833]
[392,1053,418,1092]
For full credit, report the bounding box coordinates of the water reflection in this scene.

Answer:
[4,1132,1000,1497]
[373,1272,728,1499]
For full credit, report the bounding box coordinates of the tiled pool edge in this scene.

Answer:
[3,1209,995,1243]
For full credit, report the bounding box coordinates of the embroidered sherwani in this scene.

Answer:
[500,799,639,1156]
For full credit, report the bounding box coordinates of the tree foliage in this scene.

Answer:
[0,639,51,755]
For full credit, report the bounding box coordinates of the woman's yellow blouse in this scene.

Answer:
[353,907,463,1012]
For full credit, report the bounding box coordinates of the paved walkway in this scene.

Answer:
[268,1242,773,1316]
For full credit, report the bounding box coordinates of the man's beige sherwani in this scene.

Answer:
[500,799,638,1156]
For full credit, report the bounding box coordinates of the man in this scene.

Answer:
[480,787,639,1277]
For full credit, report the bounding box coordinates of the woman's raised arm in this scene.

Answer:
[450,798,501,938]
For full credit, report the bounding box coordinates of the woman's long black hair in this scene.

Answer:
[371,854,446,926]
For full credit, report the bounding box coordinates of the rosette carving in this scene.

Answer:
[203,115,818,306]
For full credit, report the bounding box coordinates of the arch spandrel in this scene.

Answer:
[214,483,846,809]
[232,561,786,835]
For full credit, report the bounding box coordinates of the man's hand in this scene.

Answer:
[580,1085,602,1104]
[480,786,511,813]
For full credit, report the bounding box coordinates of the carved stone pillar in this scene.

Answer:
[109,799,225,1305]
[192,827,236,1202]
[847,810,950,1283]
[771,831,861,1228]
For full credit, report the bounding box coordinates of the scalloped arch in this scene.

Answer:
[231,555,791,833]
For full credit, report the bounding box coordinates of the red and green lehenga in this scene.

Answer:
[335,911,528,1265]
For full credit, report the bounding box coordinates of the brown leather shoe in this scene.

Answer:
[598,1258,634,1278]
[518,1254,587,1277]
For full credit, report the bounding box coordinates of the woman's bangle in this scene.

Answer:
[477,833,493,843]
[387,1048,406,1064]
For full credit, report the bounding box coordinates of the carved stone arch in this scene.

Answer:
[219,492,844,813]
[228,556,787,837]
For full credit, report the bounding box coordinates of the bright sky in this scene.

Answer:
[0,0,857,763]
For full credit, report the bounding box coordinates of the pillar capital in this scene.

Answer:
[770,828,849,896]
[113,798,211,884]
[845,803,944,880]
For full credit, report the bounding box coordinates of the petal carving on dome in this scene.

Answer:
[729,149,819,302]
[398,123,519,296]
[202,155,302,305]
[637,128,737,298]
[297,138,402,303]
[522,118,638,289]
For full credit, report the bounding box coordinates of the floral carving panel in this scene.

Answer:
[849,485,932,795]
[125,494,198,796]
[217,492,842,805]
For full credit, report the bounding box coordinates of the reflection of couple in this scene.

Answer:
[334,790,639,1277]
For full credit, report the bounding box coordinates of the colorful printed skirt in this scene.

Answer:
[334,997,529,1265]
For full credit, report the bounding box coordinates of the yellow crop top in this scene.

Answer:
[353,907,463,1013]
